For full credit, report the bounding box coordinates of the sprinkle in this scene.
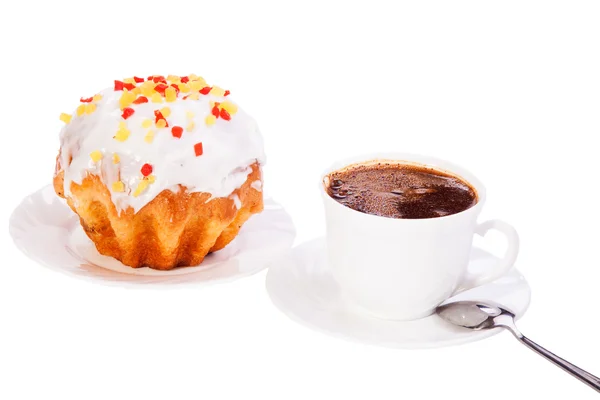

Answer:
[224,90,230,96]
[114,121,130,141]
[220,101,238,115]
[121,107,135,119]
[133,96,148,104]
[147,175,156,183]
[151,93,163,103]
[165,86,177,102]
[131,87,141,96]
[199,86,212,95]
[133,180,150,197]
[205,115,216,126]
[142,119,153,128]
[210,86,225,97]
[93,94,103,102]
[80,97,93,103]
[114,80,124,91]
[112,181,125,192]
[194,142,203,156]
[141,82,156,97]
[179,83,190,93]
[167,74,179,82]
[76,104,86,116]
[141,163,153,176]
[160,107,171,117]
[85,103,96,115]
[119,91,136,109]
[144,130,154,143]
[123,82,136,91]
[152,75,166,83]
[154,110,166,122]
[156,119,167,128]
[189,81,203,91]
[59,113,72,124]
[112,154,120,164]
[171,126,183,138]
[170,83,180,93]
[186,121,195,132]
[189,74,199,81]
[123,78,136,84]
[211,105,220,117]
[154,83,168,95]
[181,76,190,83]
[220,108,231,121]
[134,76,145,83]
[90,150,103,162]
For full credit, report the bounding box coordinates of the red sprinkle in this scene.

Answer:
[170,83,180,94]
[123,82,136,91]
[133,96,148,104]
[154,110,165,122]
[194,142,204,157]
[121,107,135,119]
[224,90,230,96]
[220,108,231,121]
[133,76,145,83]
[154,83,168,94]
[211,105,220,117]
[199,86,212,95]
[171,126,183,138]
[141,163,153,177]
[152,75,166,83]
[80,97,93,103]
[181,76,190,83]
[114,80,124,91]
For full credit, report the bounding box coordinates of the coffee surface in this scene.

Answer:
[326,163,477,219]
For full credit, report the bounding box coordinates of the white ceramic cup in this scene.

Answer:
[321,153,520,321]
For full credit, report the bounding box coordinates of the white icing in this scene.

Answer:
[231,194,241,209]
[251,180,263,192]
[57,81,265,213]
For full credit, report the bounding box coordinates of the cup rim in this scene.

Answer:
[319,152,486,222]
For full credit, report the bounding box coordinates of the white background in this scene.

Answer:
[1,1,599,398]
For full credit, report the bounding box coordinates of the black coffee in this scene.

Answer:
[325,162,477,219]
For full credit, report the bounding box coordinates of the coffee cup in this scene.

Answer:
[320,153,519,320]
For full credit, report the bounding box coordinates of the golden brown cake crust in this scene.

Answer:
[53,163,263,270]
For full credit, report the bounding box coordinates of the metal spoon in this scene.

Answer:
[436,301,600,393]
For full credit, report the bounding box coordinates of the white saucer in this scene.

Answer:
[266,238,531,349]
[10,185,296,287]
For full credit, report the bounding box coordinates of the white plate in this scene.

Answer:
[10,185,296,287]
[266,238,531,349]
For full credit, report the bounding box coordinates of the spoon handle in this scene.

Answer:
[518,335,600,392]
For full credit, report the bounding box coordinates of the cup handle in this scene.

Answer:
[457,219,520,292]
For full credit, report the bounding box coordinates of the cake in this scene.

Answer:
[53,74,265,270]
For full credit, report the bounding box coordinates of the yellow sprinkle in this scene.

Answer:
[189,80,203,91]
[179,83,190,93]
[119,91,136,109]
[165,87,177,102]
[93,94,103,102]
[76,104,86,116]
[133,180,150,197]
[112,181,125,192]
[151,92,163,103]
[156,119,167,129]
[186,111,195,119]
[186,92,200,101]
[210,86,226,97]
[112,153,120,164]
[124,78,136,84]
[141,81,155,97]
[84,103,96,115]
[220,101,238,115]
[89,150,103,162]
[167,74,178,81]
[147,175,156,184]
[114,123,130,142]
[59,113,72,124]
[186,121,195,132]
[144,130,154,143]
[119,121,127,130]
[160,107,171,117]
[188,73,199,80]
[132,87,141,96]
[141,119,153,128]
[205,115,216,126]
